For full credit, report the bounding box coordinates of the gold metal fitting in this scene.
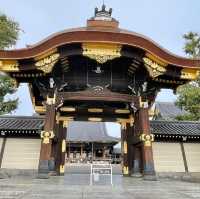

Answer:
[46,94,56,105]
[60,165,65,173]
[63,121,69,128]
[139,97,148,109]
[123,141,128,154]
[140,134,154,147]
[62,140,66,152]
[40,130,55,144]
[123,166,129,175]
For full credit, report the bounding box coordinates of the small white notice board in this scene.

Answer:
[90,161,113,185]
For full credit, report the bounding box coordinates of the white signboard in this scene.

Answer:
[90,161,113,185]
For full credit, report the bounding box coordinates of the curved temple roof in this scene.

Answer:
[0,5,200,69]
[0,28,200,68]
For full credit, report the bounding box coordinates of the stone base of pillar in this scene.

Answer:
[38,159,58,178]
[143,174,157,181]
[37,173,49,179]
[132,173,142,178]
[38,160,49,174]
[49,159,55,172]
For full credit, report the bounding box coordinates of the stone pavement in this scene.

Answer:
[1,174,200,199]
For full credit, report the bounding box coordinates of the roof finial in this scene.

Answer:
[93,2,113,21]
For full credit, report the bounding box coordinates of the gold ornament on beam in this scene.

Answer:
[35,53,60,73]
[0,60,19,72]
[143,57,167,78]
[117,115,134,129]
[180,68,200,80]
[82,43,122,64]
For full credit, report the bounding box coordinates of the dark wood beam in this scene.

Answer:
[58,90,139,105]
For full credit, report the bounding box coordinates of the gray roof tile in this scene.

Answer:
[155,102,188,120]
[1,116,200,138]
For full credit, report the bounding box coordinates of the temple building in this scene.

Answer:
[1,116,200,175]
[66,122,119,163]
[154,102,188,120]
[0,5,200,178]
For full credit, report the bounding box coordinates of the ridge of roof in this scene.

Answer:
[0,115,44,120]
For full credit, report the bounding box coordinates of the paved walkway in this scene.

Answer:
[1,175,200,199]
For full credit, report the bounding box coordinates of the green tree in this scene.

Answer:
[0,13,20,115]
[175,32,200,120]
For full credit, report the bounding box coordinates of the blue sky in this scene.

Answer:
[1,0,199,137]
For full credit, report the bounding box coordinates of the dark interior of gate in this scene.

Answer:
[0,5,200,179]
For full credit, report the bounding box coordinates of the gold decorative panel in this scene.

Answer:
[0,60,19,72]
[180,68,199,80]
[143,57,167,78]
[88,108,103,113]
[88,117,102,122]
[60,107,76,112]
[82,43,121,64]
[35,53,60,73]
[115,109,130,114]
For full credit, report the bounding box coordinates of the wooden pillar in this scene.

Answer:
[50,118,60,174]
[132,110,142,176]
[55,121,62,174]
[138,100,156,179]
[121,122,129,176]
[68,142,70,162]
[180,142,189,173]
[55,120,68,176]
[103,146,106,159]
[80,144,83,159]
[127,124,134,175]
[132,145,142,175]
[92,142,95,162]
[38,96,57,175]
[60,121,67,175]
[0,137,7,169]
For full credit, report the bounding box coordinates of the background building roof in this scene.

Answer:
[155,102,188,120]
[0,116,200,138]
[67,121,119,143]
[151,120,200,136]
[0,116,43,131]
[0,116,119,143]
